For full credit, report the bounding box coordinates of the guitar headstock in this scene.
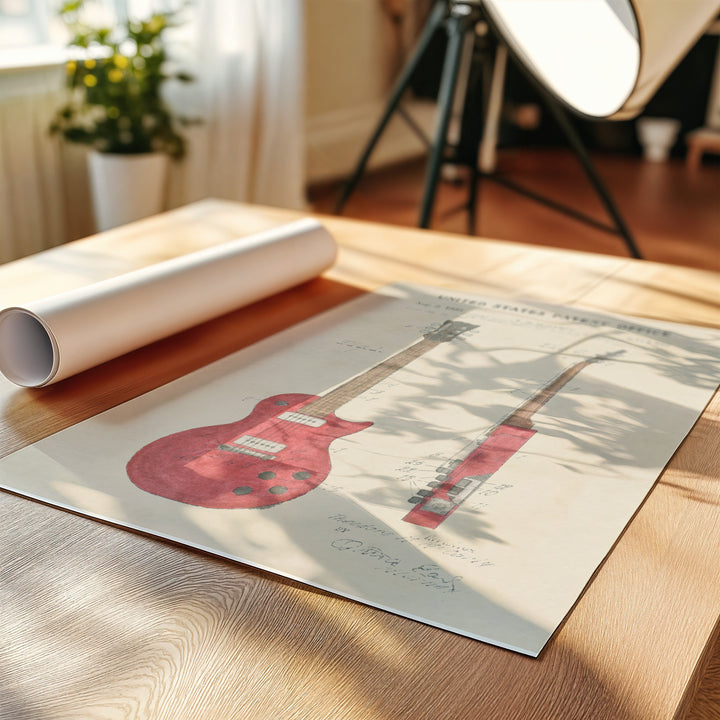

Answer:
[425,320,477,343]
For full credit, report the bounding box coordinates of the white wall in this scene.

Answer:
[0,2,434,263]
[304,0,435,184]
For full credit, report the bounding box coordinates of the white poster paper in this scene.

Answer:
[1,285,718,656]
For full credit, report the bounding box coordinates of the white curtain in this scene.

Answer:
[167,0,307,211]
[0,0,306,263]
[0,66,71,264]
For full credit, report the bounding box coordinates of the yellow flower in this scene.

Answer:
[83,75,98,87]
[66,60,77,73]
[147,16,165,33]
[113,55,129,69]
[108,68,124,83]
[84,59,96,69]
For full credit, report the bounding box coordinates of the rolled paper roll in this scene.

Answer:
[0,218,337,387]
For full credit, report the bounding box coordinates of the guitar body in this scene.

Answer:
[127,393,372,509]
[127,321,478,510]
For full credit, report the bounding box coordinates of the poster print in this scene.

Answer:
[1,285,719,656]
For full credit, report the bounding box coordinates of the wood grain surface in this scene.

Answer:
[1,199,719,720]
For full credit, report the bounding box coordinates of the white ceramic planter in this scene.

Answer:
[87,151,169,231]
[636,117,681,163]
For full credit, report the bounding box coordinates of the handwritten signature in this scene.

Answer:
[331,538,462,593]
[328,513,396,537]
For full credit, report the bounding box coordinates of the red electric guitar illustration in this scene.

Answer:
[127,320,476,509]
[404,354,614,529]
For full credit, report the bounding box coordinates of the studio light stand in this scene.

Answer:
[334,0,642,259]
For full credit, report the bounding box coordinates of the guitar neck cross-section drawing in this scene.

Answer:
[127,320,476,509]
[403,356,603,529]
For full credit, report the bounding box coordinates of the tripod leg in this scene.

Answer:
[540,90,643,259]
[478,43,507,174]
[467,155,480,235]
[334,0,448,214]
[465,34,500,235]
[419,8,475,228]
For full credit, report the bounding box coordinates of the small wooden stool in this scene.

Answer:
[686,127,720,170]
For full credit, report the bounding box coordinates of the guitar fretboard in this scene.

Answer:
[504,358,596,429]
[302,336,442,418]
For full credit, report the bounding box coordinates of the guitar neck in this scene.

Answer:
[302,320,477,418]
[504,358,596,429]
[303,336,442,418]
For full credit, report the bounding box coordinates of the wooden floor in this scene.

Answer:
[309,148,720,272]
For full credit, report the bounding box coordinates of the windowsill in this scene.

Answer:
[0,45,70,73]
[0,45,107,74]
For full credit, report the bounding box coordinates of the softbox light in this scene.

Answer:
[483,0,720,119]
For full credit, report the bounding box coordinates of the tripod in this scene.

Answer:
[334,0,642,259]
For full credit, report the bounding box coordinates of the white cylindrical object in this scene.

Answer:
[88,151,169,231]
[636,117,681,162]
[0,219,337,387]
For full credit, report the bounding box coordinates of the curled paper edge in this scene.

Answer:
[0,218,337,388]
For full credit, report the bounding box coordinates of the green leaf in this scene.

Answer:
[50,2,197,159]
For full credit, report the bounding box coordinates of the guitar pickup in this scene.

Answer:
[412,474,491,516]
[230,435,286,453]
[218,434,285,459]
[218,444,276,461]
[450,474,491,503]
[421,497,456,516]
[278,411,326,427]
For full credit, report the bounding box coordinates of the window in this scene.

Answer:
[0,0,54,49]
[0,1,143,68]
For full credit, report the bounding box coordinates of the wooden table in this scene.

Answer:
[1,199,719,720]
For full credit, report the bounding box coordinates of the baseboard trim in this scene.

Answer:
[305,98,437,185]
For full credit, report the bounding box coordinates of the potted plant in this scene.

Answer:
[50,0,193,231]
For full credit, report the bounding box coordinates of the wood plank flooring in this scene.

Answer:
[309,148,720,272]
